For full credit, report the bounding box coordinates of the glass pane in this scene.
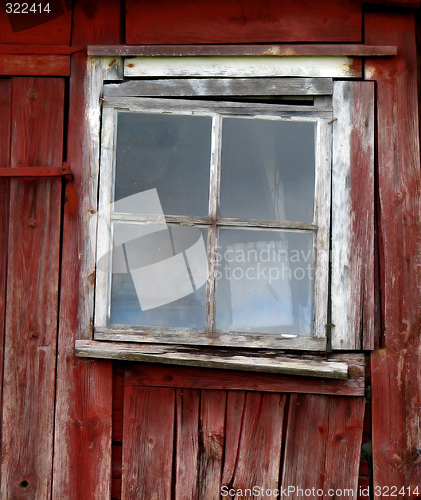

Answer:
[214,228,314,336]
[109,223,208,329]
[220,118,316,222]
[115,112,212,216]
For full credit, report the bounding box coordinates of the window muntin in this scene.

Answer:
[95,93,331,349]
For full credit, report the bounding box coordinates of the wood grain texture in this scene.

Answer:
[0,78,11,498]
[123,358,365,396]
[76,340,348,378]
[123,55,362,79]
[175,388,200,500]
[0,45,82,54]
[281,394,365,496]
[365,13,421,490]
[227,392,286,499]
[103,95,332,120]
[93,331,327,352]
[313,119,332,340]
[221,391,246,486]
[0,1,71,44]
[0,54,70,76]
[90,44,396,57]
[121,386,175,500]
[331,81,375,350]
[197,390,227,500]
[125,0,362,44]
[322,397,366,494]
[111,363,124,500]
[103,77,333,98]
[52,1,122,498]
[1,77,64,499]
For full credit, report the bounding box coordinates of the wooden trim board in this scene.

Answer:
[89,44,397,57]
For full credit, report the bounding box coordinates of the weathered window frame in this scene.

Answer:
[74,53,374,377]
[94,86,332,351]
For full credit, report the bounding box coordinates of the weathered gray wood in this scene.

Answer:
[89,44,397,57]
[104,77,333,97]
[331,81,375,349]
[95,77,332,351]
[74,339,350,376]
[104,95,332,118]
[206,114,222,333]
[81,56,123,338]
[93,327,326,350]
[110,213,317,231]
[123,56,362,79]
[313,119,332,339]
[217,218,316,230]
[94,106,117,328]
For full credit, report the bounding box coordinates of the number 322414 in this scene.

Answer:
[374,486,420,497]
[6,3,51,14]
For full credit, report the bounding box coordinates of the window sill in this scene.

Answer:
[75,339,364,381]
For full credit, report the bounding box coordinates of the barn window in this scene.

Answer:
[77,55,374,373]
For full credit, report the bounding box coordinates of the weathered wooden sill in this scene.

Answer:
[75,339,364,382]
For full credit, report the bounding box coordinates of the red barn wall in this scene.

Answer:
[0,0,420,498]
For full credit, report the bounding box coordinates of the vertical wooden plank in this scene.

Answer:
[121,386,175,500]
[198,390,226,500]
[281,394,328,495]
[221,391,246,486]
[322,397,365,495]
[175,388,200,500]
[282,394,364,497]
[231,393,286,499]
[365,13,421,490]
[53,1,122,498]
[112,363,125,500]
[125,0,362,44]
[1,77,64,499]
[331,80,375,350]
[0,78,11,498]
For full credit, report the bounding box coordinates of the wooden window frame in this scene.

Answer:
[74,54,374,377]
[94,90,332,351]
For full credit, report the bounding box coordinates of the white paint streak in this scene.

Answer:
[124,56,359,79]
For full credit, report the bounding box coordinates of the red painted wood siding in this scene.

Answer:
[365,12,421,491]
[0,0,71,44]
[0,54,70,76]
[126,0,362,44]
[0,78,12,497]
[52,0,122,498]
[116,367,365,499]
[1,77,64,498]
